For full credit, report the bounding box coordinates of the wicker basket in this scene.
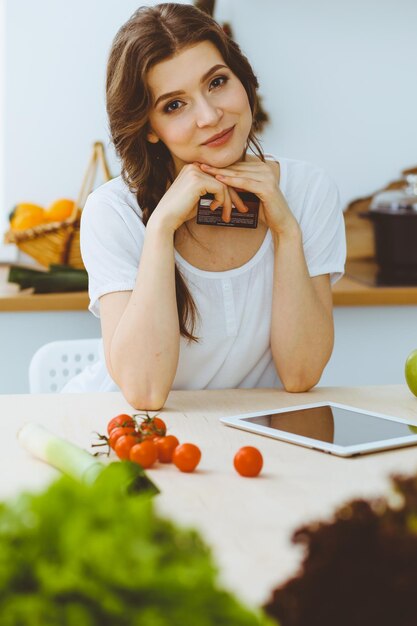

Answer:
[3,142,112,269]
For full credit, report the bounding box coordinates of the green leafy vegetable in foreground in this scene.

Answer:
[0,463,274,626]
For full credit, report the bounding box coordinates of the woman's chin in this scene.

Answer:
[201,148,247,168]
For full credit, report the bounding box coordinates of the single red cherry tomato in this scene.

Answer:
[172,443,201,473]
[107,414,135,436]
[155,435,179,463]
[130,440,158,469]
[108,426,137,449]
[114,434,141,460]
[233,446,263,477]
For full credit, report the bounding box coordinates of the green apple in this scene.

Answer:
[405,349,417,396]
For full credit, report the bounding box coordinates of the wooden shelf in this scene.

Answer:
[2,261,417,312]
[332,260,417,306]
[0,265,89,311]
[0,290,89,312]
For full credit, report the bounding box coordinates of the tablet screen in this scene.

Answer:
[243,405,415,446]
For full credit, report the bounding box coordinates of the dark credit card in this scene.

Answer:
[197,190,259,228]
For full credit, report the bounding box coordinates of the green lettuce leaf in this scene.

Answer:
[0,463,275,626]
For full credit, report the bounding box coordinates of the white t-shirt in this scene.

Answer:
[62,154,346,393]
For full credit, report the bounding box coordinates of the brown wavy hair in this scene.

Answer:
[106,2,264,342]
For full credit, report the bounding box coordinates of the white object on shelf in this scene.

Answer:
[0,282,19,296]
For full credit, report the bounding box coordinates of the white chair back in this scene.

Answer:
[29,338,101,393]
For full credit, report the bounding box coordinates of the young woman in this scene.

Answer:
[62,3,346,408]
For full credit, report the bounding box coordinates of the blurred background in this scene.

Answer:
[1,0,417,250]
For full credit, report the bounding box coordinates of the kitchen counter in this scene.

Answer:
[2,260,417,311]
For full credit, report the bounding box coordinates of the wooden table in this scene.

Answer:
[2,385,417,607]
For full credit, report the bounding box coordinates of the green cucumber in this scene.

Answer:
[49,264,87,273]
[8,266,48,289]
[33,271,88,293]
[8,265,88,293]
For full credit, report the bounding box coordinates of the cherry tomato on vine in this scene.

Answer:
[114,434,141,460]
[139,424,158,440]
[107,414,135,436]
[130,440,158,469]
[152,417,167,435]
[172,443,201,473]
[155,435,179,463]
[233,446,263,477]
[138,416,167,438]
[108,426,137,449]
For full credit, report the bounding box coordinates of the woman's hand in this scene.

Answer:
[199,160,299,236]
[149,162,249,233]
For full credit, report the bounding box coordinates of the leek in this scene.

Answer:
[18,423,105,484]
[17,423,158,494]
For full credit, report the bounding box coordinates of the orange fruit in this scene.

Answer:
[10,204,45,230]
[44,198,76,222]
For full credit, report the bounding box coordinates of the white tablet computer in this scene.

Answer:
[220,402,417,457]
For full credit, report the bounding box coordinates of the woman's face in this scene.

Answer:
[146,41,253,174]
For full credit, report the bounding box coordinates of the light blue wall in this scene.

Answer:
[321,306,417,388]
[0,311,100,394]
[1,306,415,394]
[224,0,417,207]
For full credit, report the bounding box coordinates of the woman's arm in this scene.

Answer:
[270,227,334,392]
[100,217,180,410]
[199,160,338,392]
[99,164,249,409]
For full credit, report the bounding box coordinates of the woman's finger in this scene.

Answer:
[212,184,231,221]
[216,174,262,196]
[210,190,248,215]
[208,178,227,215]
[222,187,233,223]
[210,198,221,211]
[229,188,249,213]
[200,162,265,181]
[197,170,246,220]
